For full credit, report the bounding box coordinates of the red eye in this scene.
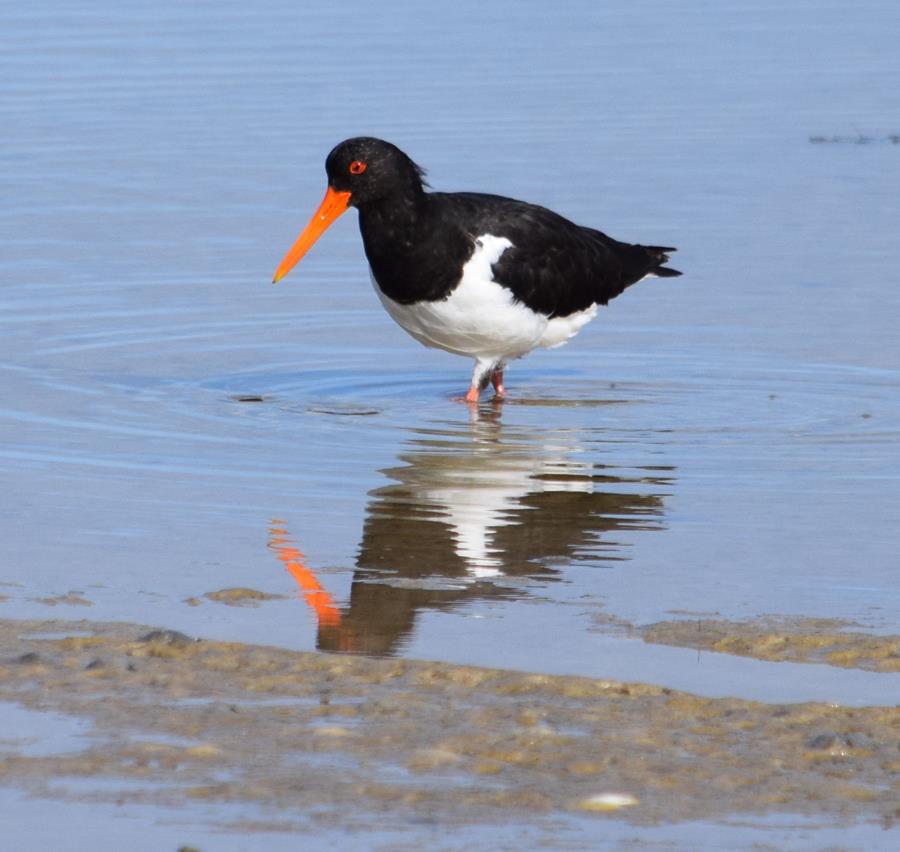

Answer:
[349,160,367,175]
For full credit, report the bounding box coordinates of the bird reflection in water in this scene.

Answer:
[269,406,673,656]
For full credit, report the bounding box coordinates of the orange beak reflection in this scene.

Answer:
[268,519,342,629]
[272,187,352,283]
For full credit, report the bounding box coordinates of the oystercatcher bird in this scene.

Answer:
[273,137,680,402]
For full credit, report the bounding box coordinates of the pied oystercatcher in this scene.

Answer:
[273,137,680,402]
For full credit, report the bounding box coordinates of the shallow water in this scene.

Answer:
[5,786,894,852]
[2,0,900,844]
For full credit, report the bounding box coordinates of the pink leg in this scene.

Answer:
[464,385,480,404]
[490,369,505,399]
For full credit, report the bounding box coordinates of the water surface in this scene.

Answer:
[3,0,899,689]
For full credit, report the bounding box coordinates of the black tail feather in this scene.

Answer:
[654,265,682,278]
[645,245,681,278]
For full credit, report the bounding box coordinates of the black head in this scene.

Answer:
[325,137,427,207]
[272,137,427,283]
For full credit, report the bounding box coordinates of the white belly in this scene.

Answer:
[372,234,550,362]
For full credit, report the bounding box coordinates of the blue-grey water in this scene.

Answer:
[2,0,900,847]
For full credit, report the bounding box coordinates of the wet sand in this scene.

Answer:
[2,617,899,842]
[643,617,900,673]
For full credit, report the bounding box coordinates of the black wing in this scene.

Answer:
[439,192,680,318]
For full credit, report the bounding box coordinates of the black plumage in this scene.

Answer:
[364,190,679,316]
[325,138,680,315]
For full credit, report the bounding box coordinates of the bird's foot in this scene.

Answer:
[463,386,481,404]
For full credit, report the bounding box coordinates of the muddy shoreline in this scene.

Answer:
[642,616,900,673]
[1,617,899,839]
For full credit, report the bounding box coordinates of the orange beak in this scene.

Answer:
[272,187,352,283]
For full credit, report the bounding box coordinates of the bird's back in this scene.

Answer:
[430,191,680,319]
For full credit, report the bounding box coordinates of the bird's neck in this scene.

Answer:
[357,190,429,251]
